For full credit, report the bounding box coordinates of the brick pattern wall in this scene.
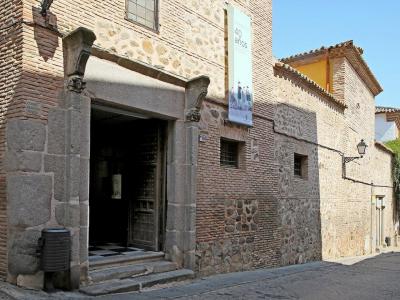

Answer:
[195,0,279,276]
[0,0,24,279]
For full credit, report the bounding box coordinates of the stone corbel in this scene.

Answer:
[63,27,96,93]
[185,76,210,122]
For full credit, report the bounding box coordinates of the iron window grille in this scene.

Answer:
[220,139,240,168]
[126,0,159,31]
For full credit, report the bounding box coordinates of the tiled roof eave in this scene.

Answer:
[376,106,400,113]
[280,40,382,97]
[274,62,347,109]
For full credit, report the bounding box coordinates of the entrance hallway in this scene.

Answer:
[89,106,167,252]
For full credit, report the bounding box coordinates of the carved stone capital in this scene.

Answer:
[185,76,210,122]
[63,27,96,78]
[185,108,202,122]
[67,75,86,93]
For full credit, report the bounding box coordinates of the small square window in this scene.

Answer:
[220,139,241,168]
[294,153,308,179]
[126,0,158,31]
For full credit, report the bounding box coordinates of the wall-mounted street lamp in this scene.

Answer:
[40,0,54,17]
[342,139,368,177]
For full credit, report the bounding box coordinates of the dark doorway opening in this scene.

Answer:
[89,105,167,255]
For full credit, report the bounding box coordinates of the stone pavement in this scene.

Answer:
[1,251,400,299]
[101,251,400,300]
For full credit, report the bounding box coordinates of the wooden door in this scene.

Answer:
[127,121,165,251]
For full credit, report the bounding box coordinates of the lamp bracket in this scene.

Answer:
[343,156,362,164]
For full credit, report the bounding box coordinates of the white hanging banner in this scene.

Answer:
[228,4,253,126]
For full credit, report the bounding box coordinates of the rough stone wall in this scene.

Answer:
[4,90,91,288]
[22,0,237,101]
[0,0,24,280]
[273,69,345,265]
[274,56,397,263]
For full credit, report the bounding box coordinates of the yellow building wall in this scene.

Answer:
[295,59,330,92]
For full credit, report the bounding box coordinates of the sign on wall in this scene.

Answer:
[228,4,253,126]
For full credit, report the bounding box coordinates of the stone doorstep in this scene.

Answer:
[80,269,194,296]
[89,260,178,283]
[89,251,165,270]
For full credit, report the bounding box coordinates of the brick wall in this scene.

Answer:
[195,0,279,276]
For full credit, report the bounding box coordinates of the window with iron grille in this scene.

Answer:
[126,0,158,31]
[220,139,240,168]
[294,153,308,179]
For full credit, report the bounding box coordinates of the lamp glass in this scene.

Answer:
[357,139,367,155]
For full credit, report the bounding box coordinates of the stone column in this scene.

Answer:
[183,76,210,269]
[164,76,209,271]
[59,27,96,288]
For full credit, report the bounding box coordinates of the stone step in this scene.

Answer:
[89,260,178,283]
[80,269,194,296]
[89,251,165,270]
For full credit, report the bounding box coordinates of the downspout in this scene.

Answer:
[370,181,374,254]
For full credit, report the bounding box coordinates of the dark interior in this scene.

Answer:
[89,107,166,251]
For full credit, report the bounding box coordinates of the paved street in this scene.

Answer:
[102,252,400,300]
[1,252,400,299]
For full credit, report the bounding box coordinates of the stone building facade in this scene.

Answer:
[0,0,396,292]
[1,0,279,290]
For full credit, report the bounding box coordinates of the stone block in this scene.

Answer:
[8,229,41,275]
[182,231,196,252]
[183,251,196,270]
[17,272,44,290]
[44,154,66,201]
[164,230,182,252]
[184,204,196,231]
[69,109,81,155]
[70,231,80,263]
[8,174,52,227]
[4,150,42,172]
[69,155,80,198]
[55,203,80,227]
[47,108,67,155]
[7,119,46,152]
[166,203,184,232]
[80,227,89,263]
[80,158,90,202]
[166,163,186,205]
[80,203,89,227]
[80,96,91,158]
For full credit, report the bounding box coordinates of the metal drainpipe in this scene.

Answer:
[382,201,385,247]
[370,181,374,254]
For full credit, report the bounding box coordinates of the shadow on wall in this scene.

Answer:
[274,103,322,265]
[194,95,323,275]
[32,7,59,62]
